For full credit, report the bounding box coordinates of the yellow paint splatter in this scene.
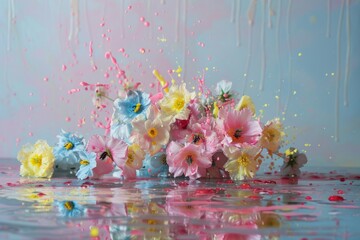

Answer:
[293,91,297,95]
[298,52,302,57]
[304,143,311,147]
[275,95,279,100]
[90,226,99,237]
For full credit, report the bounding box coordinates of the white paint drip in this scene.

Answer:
[247,0,257,26]
[344,0,351,107]
[147,0,152,39]
[335,1,345,142]
[242,27,253,95]
[175,0,180,42]
[284,0,293,114]
[326,0,331,38]
[235,0,241,47]
[121,0,125,38]
[7,0,15,51]
[268,0,273,28]
[68,0,79,43]
[230,0,236,23]
[259,0,266,91]
[276,0,282,115]
[183,0,188,80]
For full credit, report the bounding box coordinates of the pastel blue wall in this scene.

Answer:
[0,0,359,167]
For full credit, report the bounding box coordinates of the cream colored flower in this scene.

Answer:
[223,146,261,180]
[17,140,55,178]
[158,83,195,122]
[259,118,284,155]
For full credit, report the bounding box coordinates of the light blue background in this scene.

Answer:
[0,0,359,167]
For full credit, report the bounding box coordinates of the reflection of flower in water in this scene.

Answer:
[55,200,85,217]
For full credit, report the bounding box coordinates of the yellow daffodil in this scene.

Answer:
[259,118,284,155]
[17,140,55,178]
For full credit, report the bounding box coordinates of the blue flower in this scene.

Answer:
[53,130,85,170]
[56,200,85,217]
[76,151,97,180]
[138,152,169,177]
[113,90,151,123]
[110,117,133,141]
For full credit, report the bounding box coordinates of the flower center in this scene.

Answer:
[64,201,75,211]
[237,154,249,167]
[186,155,193,165]
[80,159,89,165]
[148,127,158,138]
[127,153,134,165]
[192,134,203,145]
[30,155,42,167]
[64,142,74,150]
[173,97,185,111]
[233,129,242,139]
[133,103,142,113]
[100,149,113,161]
[265,129,277,142]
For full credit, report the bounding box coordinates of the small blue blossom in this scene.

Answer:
[113,90,151,123]
[76,151,97,180]
[138,152,169,177]
[56,200,85,217]
[110,116,133,141]
[53,130,85,170]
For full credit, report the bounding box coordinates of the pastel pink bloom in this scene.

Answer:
[219,108,262,148]
[186,116,220,154]
[166,142,212,179]
[87,135,128,178]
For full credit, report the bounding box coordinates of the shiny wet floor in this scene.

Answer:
[0,158,359,239]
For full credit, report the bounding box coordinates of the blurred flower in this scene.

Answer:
[75,151,97,180]
[259,118,284,156]
[207,150,229,178]
[122,144,145,179]
[113,90,151,123]
[87,135,128,178]
[53,130,85,170]
[223,146,261,180]
[159,83,195,122]
[215,80,233,102]
[56,200,85,217]
[92,85,113,109]
[219,108,262,148]
[131,106,170,155]
[17,140,55,178]
[110,120,132,142]
[166,142,211,179]
[140,152,169,177]
[235,95,256,115]
[280,148,307,177]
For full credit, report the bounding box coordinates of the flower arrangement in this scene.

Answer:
[17,71,307,181]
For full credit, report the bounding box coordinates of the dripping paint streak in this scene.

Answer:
[259,0,266,91]
[284,0,293,114]
[247,0,257,26]
[344,0,350,107]
[7,0,15,51]
[175,0,180,42]
[326,0,331,38]
[268,0,272,28]
[230,0,236,23]
[183,0,188,81]
[121,0,125,38]
[242,27,253,95]
[335,1,345,142]
[276,0,282,115]
[235,0,241,47]
[147,0,152,39]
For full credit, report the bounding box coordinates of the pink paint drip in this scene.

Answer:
[89,41,93,57]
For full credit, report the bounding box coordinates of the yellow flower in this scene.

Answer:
[259,118,284,155]
[223,146,261,180]
[235,95,256,115]
[17,140,55,178]
[158,83,195,122]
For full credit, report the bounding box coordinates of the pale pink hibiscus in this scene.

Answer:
[218,108,262,148]
[166,142,212,179]
[87,135,128,178]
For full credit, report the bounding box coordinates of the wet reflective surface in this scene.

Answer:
[0,158,359,239]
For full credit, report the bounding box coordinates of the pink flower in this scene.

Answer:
[87,135,128,178]
[218,108,262,148]
[166,142,212,179]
